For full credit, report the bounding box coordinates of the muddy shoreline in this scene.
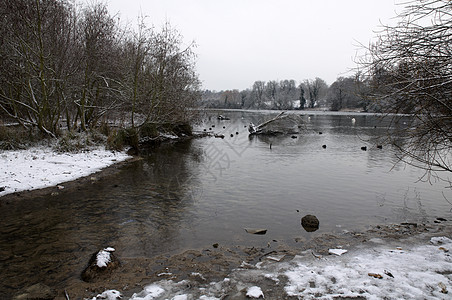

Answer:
[9,208,452,300]
[11,222,452,299]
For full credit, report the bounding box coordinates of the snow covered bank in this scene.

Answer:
[0,146,131,197]
[90,236,452,299]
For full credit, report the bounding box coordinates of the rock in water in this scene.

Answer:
[301,215,319,232]
[81,247,120,282]
[244,228,267,235]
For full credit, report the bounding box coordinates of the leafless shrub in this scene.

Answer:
[359,0,452,184]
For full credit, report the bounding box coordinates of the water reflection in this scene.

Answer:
[0,141,202,296]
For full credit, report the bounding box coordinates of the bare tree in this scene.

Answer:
[304,77,328,108]
[0,1,200,138]
[142,22,200,125]
[251,81,266,108]
[220,90,241,108]
[326,76,364,111]
[0,0,77,136]
[75,2,122,131]
[298,82,307,109]
[265,80,278,108]
[120,15,154,128]
[278,79,297,109]
[359,0,452,179]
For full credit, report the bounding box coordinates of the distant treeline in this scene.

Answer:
[201,76,375,112]
[0,0,200,137]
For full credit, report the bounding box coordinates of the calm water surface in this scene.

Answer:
[1,110,451,296]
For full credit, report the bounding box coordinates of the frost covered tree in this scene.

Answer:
[360,0,452,179]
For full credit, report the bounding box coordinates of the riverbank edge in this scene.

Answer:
[0,128,213,203]
[0,155,142,204]
[12,220,452,300]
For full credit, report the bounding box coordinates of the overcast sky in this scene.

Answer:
[106,0,400,91]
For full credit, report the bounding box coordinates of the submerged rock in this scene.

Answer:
[218,115,230,120]
[301,215,319,232]
[81,247,120,282]
[244,228,268,235]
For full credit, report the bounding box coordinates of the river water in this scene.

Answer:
[1,110,451,297]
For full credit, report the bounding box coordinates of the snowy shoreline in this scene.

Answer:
[0,146,131,198]
[91,234,452,300]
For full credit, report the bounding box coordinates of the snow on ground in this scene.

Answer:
[0,146,131,197]
[90,237,452,300]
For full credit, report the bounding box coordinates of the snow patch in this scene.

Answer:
[159,133,179,140]
[431,236,452,245]
[328,248,348,256]
[283,238,452,299]
[0,146,130,197]
[246,286,264,298]
[96,236,452,299]
[90,289,122,300]
[96,250,111,268]
[130,284,164,299]
[190,272,206,280]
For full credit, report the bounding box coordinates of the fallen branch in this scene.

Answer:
[248,111,305,135]
[248,111,287,135]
